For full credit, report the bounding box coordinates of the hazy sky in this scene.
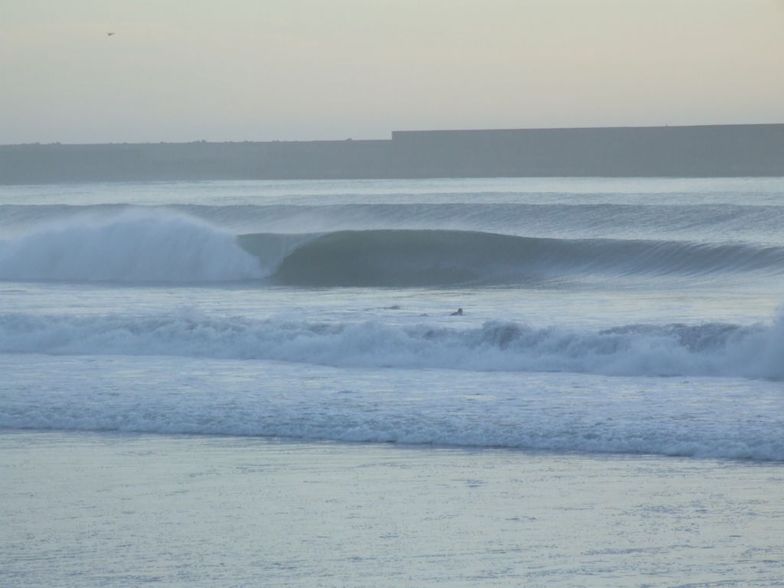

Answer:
[2,0,784,144]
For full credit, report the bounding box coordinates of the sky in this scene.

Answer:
[1,0,784,144]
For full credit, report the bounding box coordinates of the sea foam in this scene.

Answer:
[2,352,782,461]
[0,210,265,283]
[1,309,782,380]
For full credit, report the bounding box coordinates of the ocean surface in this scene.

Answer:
[1,177,784,460]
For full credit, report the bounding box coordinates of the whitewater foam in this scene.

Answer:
[0,211,266,283]
[2,309,782,379]
[2,353,783,461]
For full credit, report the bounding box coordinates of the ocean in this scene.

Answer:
[1,177,783,585]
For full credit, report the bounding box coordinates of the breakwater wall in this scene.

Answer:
[2,124,783,184]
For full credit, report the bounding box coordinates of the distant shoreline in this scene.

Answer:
[2,123,783,184]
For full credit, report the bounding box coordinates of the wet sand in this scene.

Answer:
[1,431,783,587]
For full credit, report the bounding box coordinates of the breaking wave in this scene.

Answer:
[3,308,783,460]
[2,310,782,380]
[0,211,266,283]
[3,210,784,286]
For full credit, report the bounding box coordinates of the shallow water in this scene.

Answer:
[2,431,783,587]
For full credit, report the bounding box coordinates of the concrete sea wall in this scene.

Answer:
[1,124,783,183]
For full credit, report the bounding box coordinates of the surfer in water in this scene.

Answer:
[450,308,464,316]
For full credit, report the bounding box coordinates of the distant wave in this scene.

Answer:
[2,310,782,380]
[3,210,784,286]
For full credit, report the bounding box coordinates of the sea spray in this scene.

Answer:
[0,210,266,283]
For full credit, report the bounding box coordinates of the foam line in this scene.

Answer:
[1,310,782,380]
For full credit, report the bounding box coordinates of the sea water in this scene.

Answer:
[1,177,784,457]
[1,177,784,584]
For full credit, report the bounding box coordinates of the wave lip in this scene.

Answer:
[0,210,266,283]
[239,229,784,287]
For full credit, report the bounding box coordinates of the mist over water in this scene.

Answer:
[1,177,783,460]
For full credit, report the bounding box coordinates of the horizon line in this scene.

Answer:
[3,121,784,148]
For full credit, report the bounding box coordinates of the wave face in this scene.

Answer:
[242,230,784,287]
[0,211,265,283]
[2,310,782,380]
